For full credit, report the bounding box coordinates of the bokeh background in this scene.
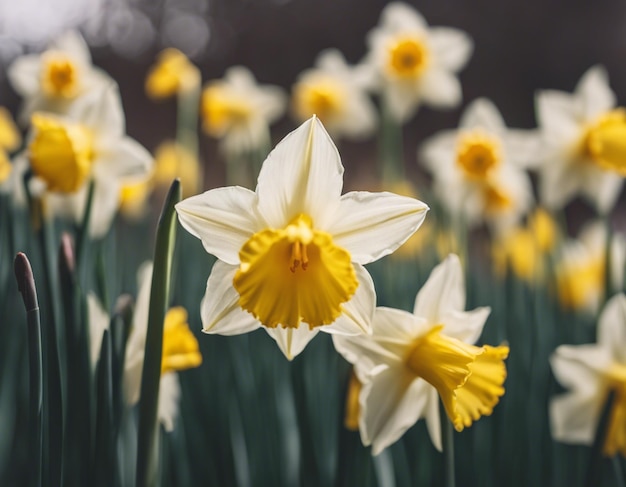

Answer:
[2,0,626,226]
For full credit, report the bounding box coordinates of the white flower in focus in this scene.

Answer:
[362,2,473,123]
[201,66,286,156]
[8,31,112,123]
[554,221,625,314]
[25,83,153,237]
[176,117,428,360]
[291,49,377,140]
[333,255,508,455]
[550,293,626,457]
[535,66,625,213]
[420,98,536,233]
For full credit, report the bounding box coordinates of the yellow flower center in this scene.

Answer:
[0,151,12,184]
[456,131,502,180]
[603,363,626,457]
[233,213,358,329]
[493,228,539,282]
[483,181,513,215]
[405,325,508,431]
[161,306,203,375]
[201,85,254,137]
[28,113,94,193]
[387,36,429,79]
[529,207,557,253]
[584,109,626,175]
[145,48,199,99]
[556,255,604,311]
[0,107,21,152]
[41,53,80,99]
[119,178,152,219]
[344,369,362,431]
[292,77,346,125]
[153,141,201,197]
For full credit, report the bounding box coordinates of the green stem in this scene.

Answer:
[440,402,456,487]
[14,253,43,487]
[585,389,616,487]
[603,216,613,306]
[135,179,181,487]
[176,80,200,159]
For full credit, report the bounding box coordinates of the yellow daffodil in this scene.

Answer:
[25,83,153,237]
[0,107,21,153]
[554,221,625,314]
[292,49,377,140]
[361,2,473,122]
[201,66,286,156]
[333,255,508,454]
[152,141,201,197]
[176,117,428,359]
[420,98,536,233]
[122,262,202,432]
[145,48,200,99]
[535,66,625,213]
[8,31,112,122]
[550,293,626,457]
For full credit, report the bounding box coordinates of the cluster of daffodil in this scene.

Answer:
[2,2,626,486]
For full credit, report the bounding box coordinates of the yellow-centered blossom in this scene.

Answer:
[176,117,428,359]
[145,49,200,99]
[420,98,536,233]
[361,2,473,122]
[333,254,508,454]
[201,66,285,156]
[153,141,201,197]
[550,293,626,457]
[8,31,111,121]
[0,107,21,153]
[536,66,624,213]
[24,84,153,237]
[291,49,376,140]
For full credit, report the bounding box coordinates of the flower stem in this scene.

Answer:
[14,252,43,487]
[440,401,456,487]
[135,179,181,487]
[585,389,616,487]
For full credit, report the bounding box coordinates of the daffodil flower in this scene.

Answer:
[291,49,377,140]
[361,2,473,123]
[8,30,112,123]
[176,117,428,359]
[333,254,508,455]
[420,98,536,233]
[145,48,200,100]
[550,293,626,457]
[535,66,625,213]
[25,83,153,237]
[201,66,286,157]
[554,221,625,314]
[89,262,202,433]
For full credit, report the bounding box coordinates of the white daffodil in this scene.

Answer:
[420,98,536,233]
[554,220,625,314]
[550,293,626,457]
[333,254,508,455]
[25,83,153,237]
[8,30,112,123]
[176,117,428,360]
[201,66,286,156]
[96,262,201,432]
[291,49,377,140]
[535,66,625,213]
[361,2,472,123]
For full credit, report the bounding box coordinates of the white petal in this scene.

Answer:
[89,178,122,238]
[380,2,428,32]
[538,159,580,211]
[576,65,616,120]
[7,55,41,97]
[95,136,153,183]
[429,27,473,72]
[440,307,491,344]
[535,90,580,140]
[550,390,604,446]
[123,352,143,407]
[418,130,457,173]
[459,98,505,133]
[328,191,429,265]
[176,187,260,265]
[200,260,261,335]
[597,293,626,364]
[420,69,463,109]
[361,365,430,455]
[324,264,376,335]
[87,293,110,369]
[383,83,419,124]
[265,326,320,360]
[414,254,465,322]
[70,82,125,137]
[158,372,181,432]
[52,30,92,65]
[256,117,343,229]
[580,169,623,215]
[424,389,443,451]
[504,129,543,168]
[550,344,612,391]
